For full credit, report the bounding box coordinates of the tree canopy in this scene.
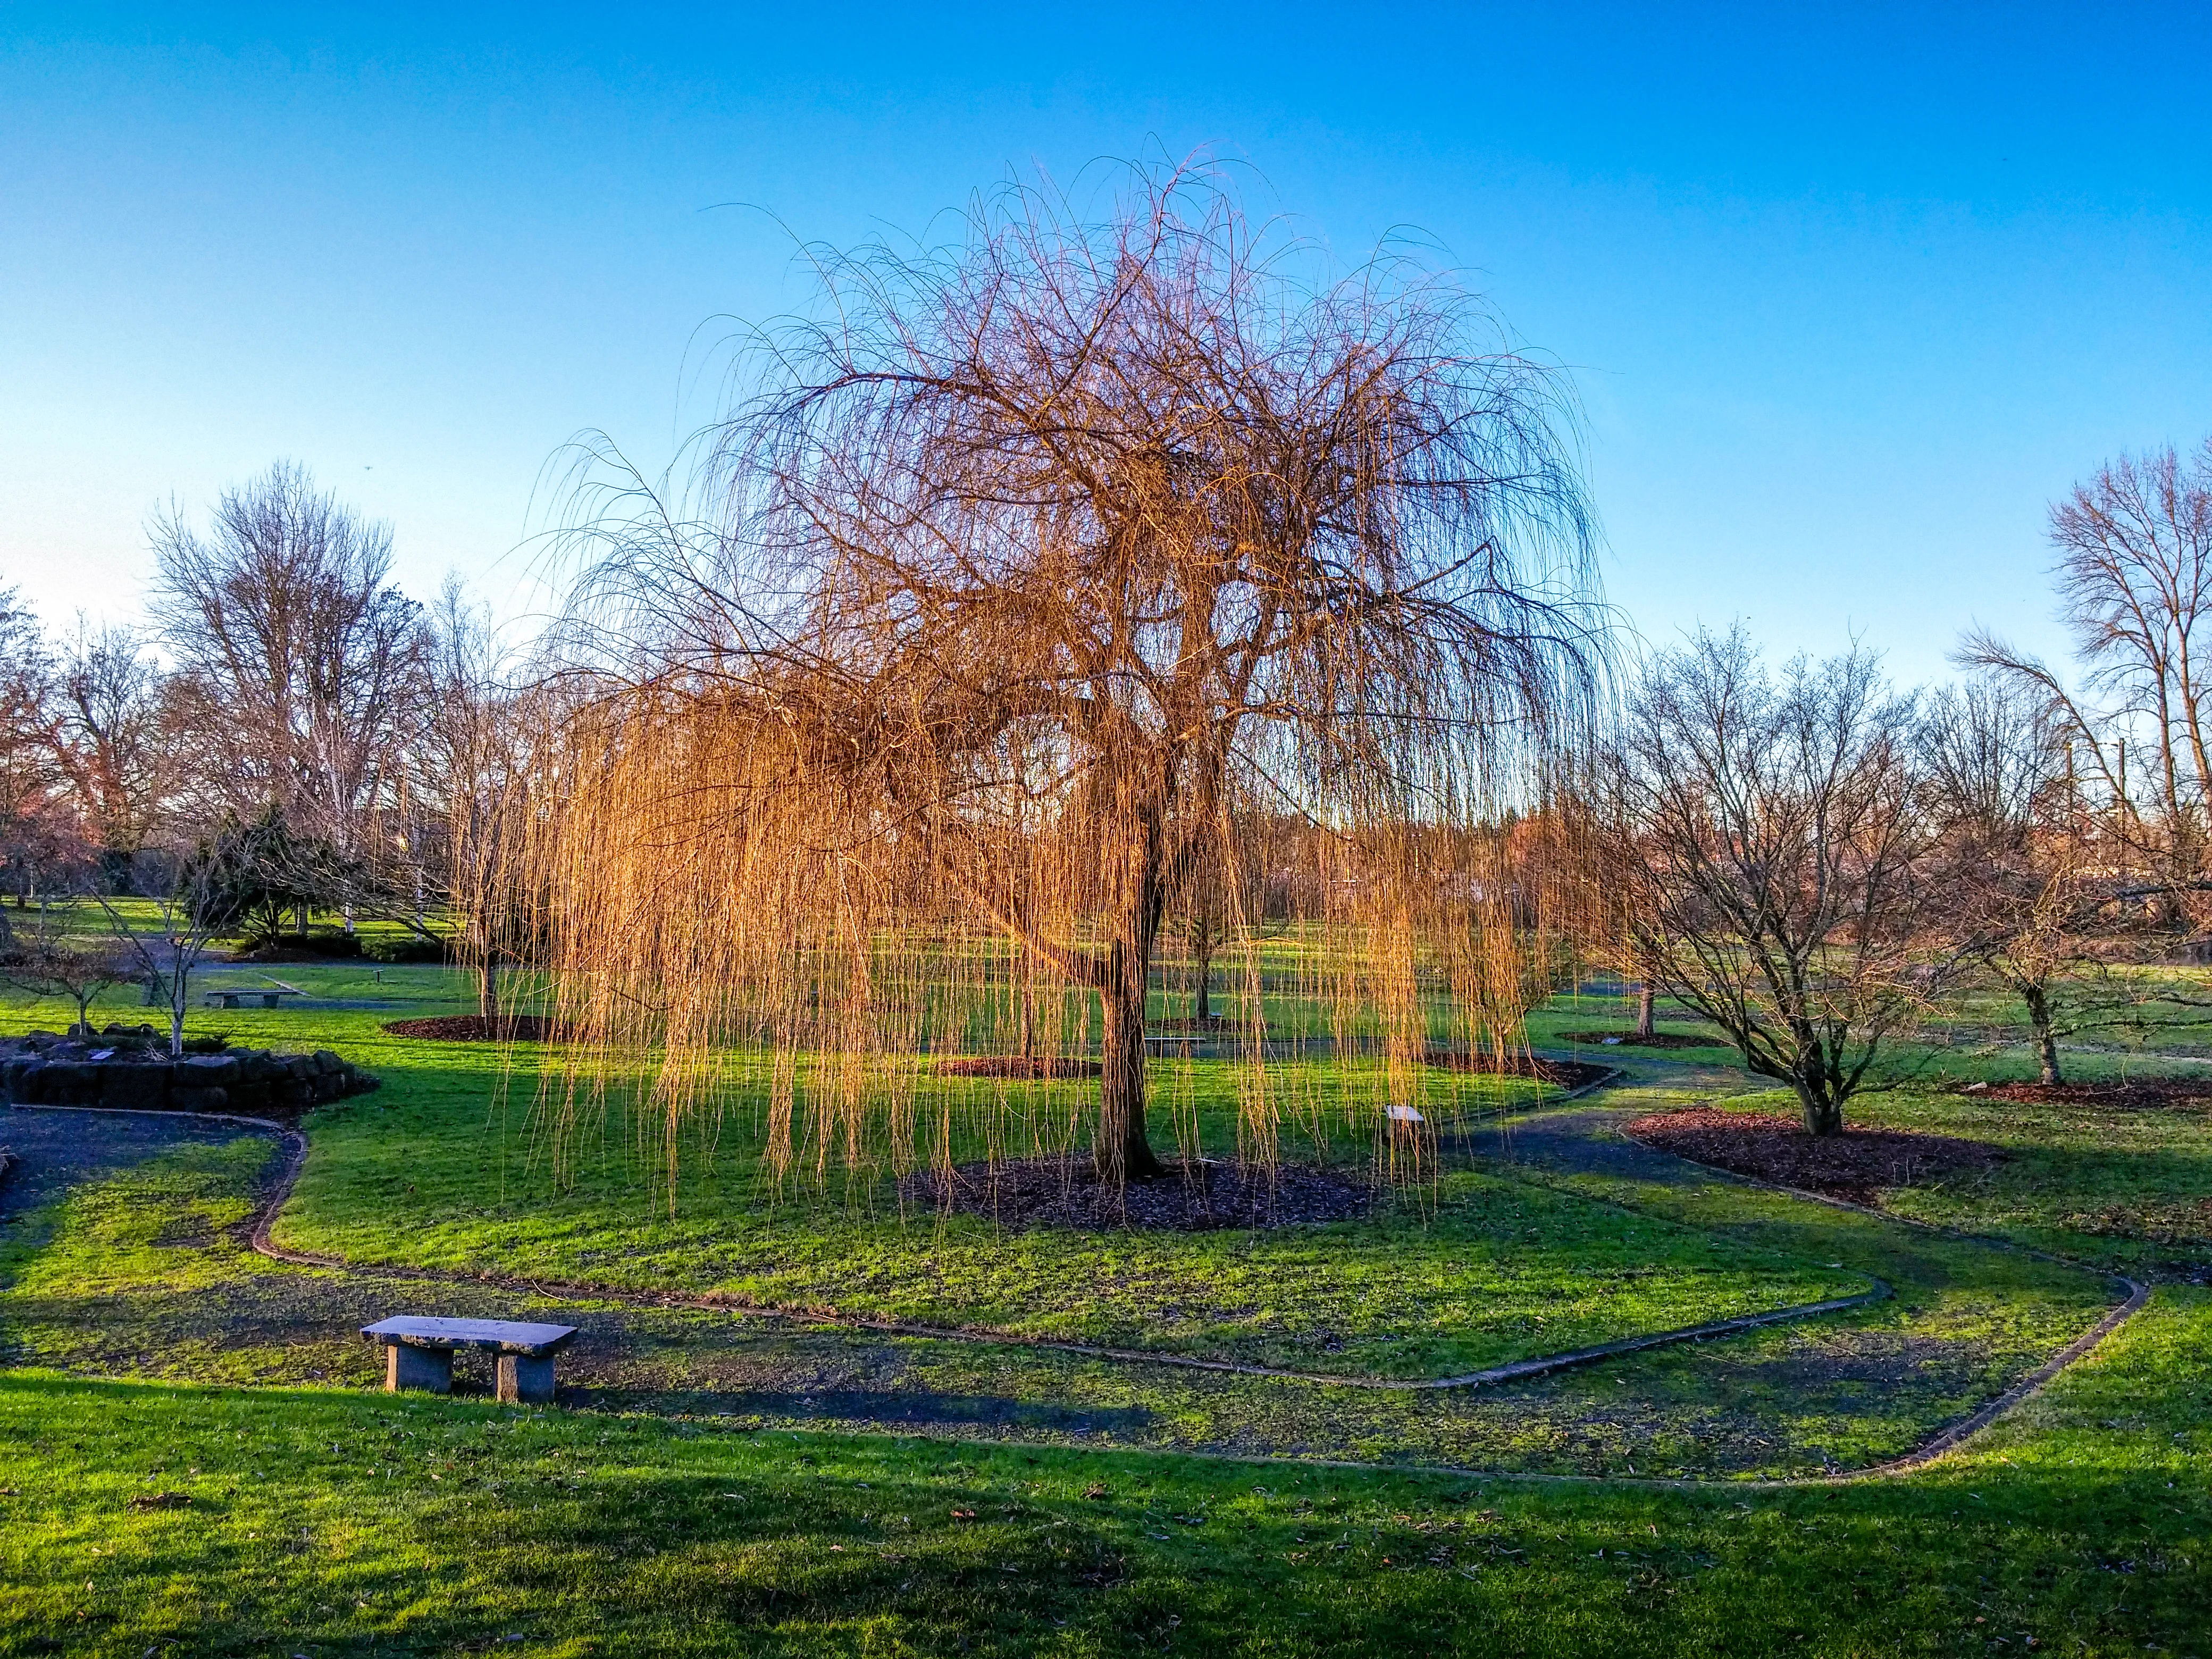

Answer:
[535,165,1604,1189]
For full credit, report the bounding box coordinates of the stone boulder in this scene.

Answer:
[0,1032,379,1115]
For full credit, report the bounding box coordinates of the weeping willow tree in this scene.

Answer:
[531,162,1605,1194]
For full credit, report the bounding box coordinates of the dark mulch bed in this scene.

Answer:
[936,1056,1103,1079]
[1959,1079,2212,1111]
[1623,1108,2005,1204]
[1557,1028,1722,1051]
[1423,1051,1615,1091]
[900,1155,1377,1231]
[381,1016,569,1043]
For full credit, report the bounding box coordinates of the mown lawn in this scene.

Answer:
[4,960,2210,1651]
[2,1284,2206,1656]
[4,967,1866,1381]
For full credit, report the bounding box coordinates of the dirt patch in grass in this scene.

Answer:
[1623,1109,2005,1204]
[900,1155,1376,1231]
[1557,1029,1722,1051]
[381,1015,569,1043]
[936,1056,1103,1079]
[1423,1051,1616,1091]
[1959,1079,2212,1112]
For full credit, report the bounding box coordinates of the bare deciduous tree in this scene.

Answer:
[0,904,136,1035]
[0,586,78,927]
[540,164,1605,1188]
[1922,678,2110,1083]
[1962,438,2212,899]
[150,462,425,902]
[38,621,172,889]
[99,826,260,1057]
[402,577,541,1023]
[1595,629,1942,1135]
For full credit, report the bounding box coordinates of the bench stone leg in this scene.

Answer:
[497,1352,556,1405]
[386,1342,452,1394]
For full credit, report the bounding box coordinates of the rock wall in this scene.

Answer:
[0,1025,379,1116]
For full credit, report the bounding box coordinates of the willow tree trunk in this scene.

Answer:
[1096,956,1161,1182]
[1635,982,1655,1039]
[479,957,501,1025]
[2023,983,2063,1085]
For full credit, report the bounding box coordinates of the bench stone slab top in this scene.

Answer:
[361,1316,578,1358]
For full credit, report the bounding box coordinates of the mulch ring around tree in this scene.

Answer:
[935,1056,1103,1079]
[1422,1051,1616,1091]
[381,1016,571,1043]
[900,1155,1377,1231]
[1556,1029,1724,1051]
[1622,1108,2005,1205]
[1957,1079,2212,1112]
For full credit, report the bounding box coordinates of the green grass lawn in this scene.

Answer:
[2,1284,2206,1656]
[2,965,1866,1382]
[5,961,2210,1651]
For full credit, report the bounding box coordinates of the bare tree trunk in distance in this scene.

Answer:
[2023,983,2064,1084]
[1635,981,1655,1039]
[1192,915,1216,1024]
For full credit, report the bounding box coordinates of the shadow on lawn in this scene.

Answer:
[0,1101,2150,1480]
[3,1362,2207,1658]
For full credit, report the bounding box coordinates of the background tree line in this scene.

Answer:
[1,166,2203,1170]
[0,461,536,1031]
[1589,438,2212,1135]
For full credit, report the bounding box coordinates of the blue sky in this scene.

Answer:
[3,4,2208,683]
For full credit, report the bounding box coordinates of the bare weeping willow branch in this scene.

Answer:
[522,159,1610,1208]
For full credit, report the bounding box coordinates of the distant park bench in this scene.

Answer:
[362,1316,579,1404]
[202,984,304,1010]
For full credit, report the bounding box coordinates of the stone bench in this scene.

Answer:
[204,986,305,1009]
[362,1316,578,1404]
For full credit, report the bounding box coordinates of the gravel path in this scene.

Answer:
[0,1091,2150,1481]
[1,1102,281,1220]
[1457,1102,1711,1186]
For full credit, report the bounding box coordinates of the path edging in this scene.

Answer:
[14,1101,1880,1393]
[7,1100,2158,1486]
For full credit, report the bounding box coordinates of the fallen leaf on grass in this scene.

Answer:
[127,1493,192,1511]
[950,1509,977,1521]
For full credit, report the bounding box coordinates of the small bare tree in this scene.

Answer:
[1921,678,2133,1084]
[98,831,253,1058]
[1595,629,1944,1135]
[39,621,172,889]
[0,906,135,1035]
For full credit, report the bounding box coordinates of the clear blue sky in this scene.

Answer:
[4,4,2207,683]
